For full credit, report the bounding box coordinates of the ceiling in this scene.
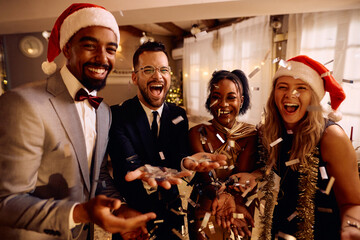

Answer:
[1,0,360,40]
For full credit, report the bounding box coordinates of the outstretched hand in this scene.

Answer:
[125,166,191,190]
[73,195,156,234]
[228,172,258,193]
[183,152,227,172]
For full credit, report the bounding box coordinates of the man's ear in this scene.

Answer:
[62,43,71,59]
[131,72,138,86]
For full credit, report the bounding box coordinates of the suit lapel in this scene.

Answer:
[91,103,109,195]
[47,72,90,192]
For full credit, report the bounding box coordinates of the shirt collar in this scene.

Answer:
[61,65,97,99]
[138,99,164,119]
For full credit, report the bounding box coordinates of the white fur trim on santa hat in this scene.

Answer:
[59,7,120,50]
[273,61,325,101]
[41,61,57,75]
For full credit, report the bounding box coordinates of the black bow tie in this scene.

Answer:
[75,88,103,109]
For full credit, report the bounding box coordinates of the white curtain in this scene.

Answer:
[287,9,360,146]
[183,16,272,125]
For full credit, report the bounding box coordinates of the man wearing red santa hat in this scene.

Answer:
[0,3,156,240]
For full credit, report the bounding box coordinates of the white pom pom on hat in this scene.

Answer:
[42,3,120,75]
[273,55,346,122]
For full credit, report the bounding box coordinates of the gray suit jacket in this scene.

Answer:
[0,71,115,240]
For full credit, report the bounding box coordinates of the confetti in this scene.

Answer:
[278,59,287,68]
[291,89,300,97]
[285,158,300,166]
[241,187,252,198]
[199,212,211,231]
[273,57,280,63]
[172,116,184,125]
[342,79,354,84]
[323,59,334,66]
[142,164,181,181]
[317,207,333,213]
[233,213,244,219]
[248,66,261,78]
[187,198,198,208]
[287,130,293,134]
[228,165,235,170]
[126,154,137,163]
[209,99,218,108]
[270,138,283,147]
[319,166,328,179]
[276,231,296,240]
[229,140,235,148]
[247,192,259,201]
[216,133,225,143]
[208,221,216,234]
[172,228,185,240]
[208,142,214,153]
[320,71,331,78]
[200,230,209,239]
[154,219,164,224]
[323,176,335,195]
[213,84,219,89]
[287,211,298,222]
[159,151,165,160]
[170,208,185,216]
[245,198,253,207]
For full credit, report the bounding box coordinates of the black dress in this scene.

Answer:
[271,120,340,239]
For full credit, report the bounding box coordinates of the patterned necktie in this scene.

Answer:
[75,88,103,109]
[151,111,158,139]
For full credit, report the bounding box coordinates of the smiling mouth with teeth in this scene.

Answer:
[217,109,231,116]
[150,84,164,95]
[284,103,299,113]
[88,67,106,74]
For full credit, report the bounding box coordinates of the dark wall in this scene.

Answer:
[3,32,65,89]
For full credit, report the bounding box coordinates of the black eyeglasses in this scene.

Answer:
[134,65,171,76]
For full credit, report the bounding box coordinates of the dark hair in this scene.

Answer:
[205,70,250,115]
[132,41,169,69]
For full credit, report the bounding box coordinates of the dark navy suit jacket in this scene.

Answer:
[108,96,190,218]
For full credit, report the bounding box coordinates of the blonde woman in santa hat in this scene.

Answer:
[255,55,360,240]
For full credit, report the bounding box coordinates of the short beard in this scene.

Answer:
[139,86,169,108]
[80,62,111,91]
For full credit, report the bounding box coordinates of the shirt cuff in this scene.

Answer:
[69,203,81,229]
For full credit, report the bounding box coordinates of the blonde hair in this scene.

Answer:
[261,80,325,170]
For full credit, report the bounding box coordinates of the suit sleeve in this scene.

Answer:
[108,105,142,183]
[0,90,74,239]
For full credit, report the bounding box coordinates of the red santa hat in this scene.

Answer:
[273,55,346,121]
[42,3,120,75]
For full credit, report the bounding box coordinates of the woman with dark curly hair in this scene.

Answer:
[187,70,259,239]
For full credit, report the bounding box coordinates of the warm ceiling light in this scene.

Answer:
[190,24,201,35]
[140,32,154,45]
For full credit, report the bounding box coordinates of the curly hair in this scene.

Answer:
[261,79,325,170]
[205,70,250,115]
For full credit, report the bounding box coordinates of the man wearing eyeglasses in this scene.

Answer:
[108,41,226,239]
